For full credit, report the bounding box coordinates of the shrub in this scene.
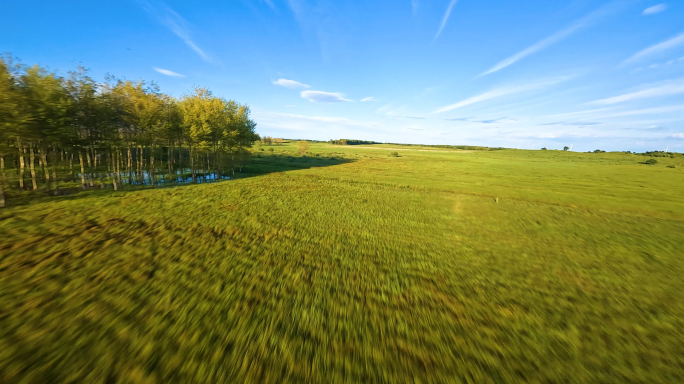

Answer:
[297,141,310,156]
[645,159,658,165]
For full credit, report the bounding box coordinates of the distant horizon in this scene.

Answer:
[2,1,683,152]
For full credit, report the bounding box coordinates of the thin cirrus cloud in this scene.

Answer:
[273,78,311,88]
[592,80,684,105]
[434,0,459,40]
[261,0,276,10]
[141,1,210,62]
[301,90,352,103]
[623,32,684,65]
[153,67,185,77]
[643,4,668,15]
[479,3,620,77]
[434,77,569,113]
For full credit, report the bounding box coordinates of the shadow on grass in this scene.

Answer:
[1,154,355,207]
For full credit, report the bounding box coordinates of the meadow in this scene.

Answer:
[1,142,683,383]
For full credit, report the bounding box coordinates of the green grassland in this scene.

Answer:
[1,143,683,383]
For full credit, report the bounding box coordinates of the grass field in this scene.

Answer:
[1,142,683,383]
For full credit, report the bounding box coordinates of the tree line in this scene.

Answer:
[0,55,259,207]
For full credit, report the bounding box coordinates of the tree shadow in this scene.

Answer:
[1,154,356,207]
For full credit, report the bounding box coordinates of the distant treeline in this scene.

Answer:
[329,139,381,145]
[639,151,680,158]
[387,143,505,151]
[0,55,258,207]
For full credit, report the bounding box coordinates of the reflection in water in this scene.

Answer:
[77,168,230,190]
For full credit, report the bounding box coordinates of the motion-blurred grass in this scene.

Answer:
[1,143,683,383]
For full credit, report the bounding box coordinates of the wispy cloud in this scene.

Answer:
[542,121,602,126]
[480,3,619,76]
[301,91,352,103]
[262,0,276,10]
[153,67,185,77]
[360,97,377,102]
[597,104,684,117]
[623,32,684,65]
[435,78,568,113]
[643,4,668,15]
[273,78,311,88]
[593,80,684,105]
[434,0,458,40]
[442,117,471,121]
[141,1,210,62]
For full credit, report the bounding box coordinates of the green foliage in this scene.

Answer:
[0,56,257,197]
[329,139,380,145]
[297,140,309,156]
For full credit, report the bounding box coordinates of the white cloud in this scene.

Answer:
[623,32,684,65]
[480,4,618,76]
[593,81,684,105]
[434,0,459,40]
[643,4,668,15]
[153,67,185,77]
[434,78,568,113]
[273,78,311,88]
[301,90,352,103]
[360,97,377,102]
[142,2,210,62]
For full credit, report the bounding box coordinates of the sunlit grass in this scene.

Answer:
[1,143,683,383]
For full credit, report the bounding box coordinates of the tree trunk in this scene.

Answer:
[29,144,38,190]
[190,145,196,183]
[94,150,101,188]
[0,152,6,207]
[0,177,5,208]
[179,143,183,173]
[150,144,155,187]
[18,141,25,189]
[79,152,86,189]
[127,147,132,184]
[39,146,50,191]
[168,143,173,181]
[51,149,58,188]
[86,149,93,188]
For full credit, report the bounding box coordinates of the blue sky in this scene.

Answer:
[2,0,684,151]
